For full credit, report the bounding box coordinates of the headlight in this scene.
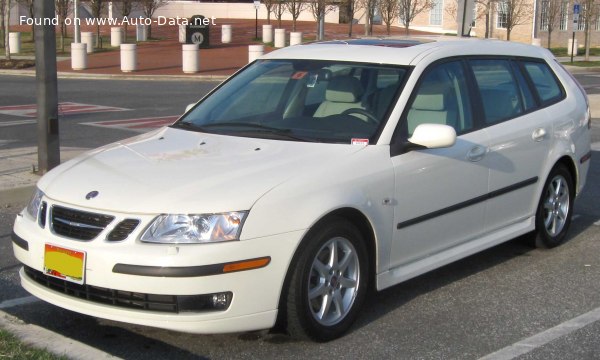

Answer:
[140,212,248,244]
[26,188,44,220]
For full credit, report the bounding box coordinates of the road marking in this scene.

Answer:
[83,115,179,132]
[0,102,130,118]
[0,119,37,127]
[591,142,600,151]
[480,306,600,360]
[0,295,40,309]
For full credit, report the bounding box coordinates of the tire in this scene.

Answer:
[533,164,575,248]
[283,218,369,341]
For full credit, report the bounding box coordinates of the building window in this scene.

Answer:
[577,4,586,31]
[497,0,508,29]
[540,0,549,30]
[559,1,568,30]
[430,0,443,25]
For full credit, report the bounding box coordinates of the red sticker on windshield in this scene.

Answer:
[351,138,369,146]
[291,71,308,80]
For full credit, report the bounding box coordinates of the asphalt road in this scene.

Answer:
[1,74,600,359]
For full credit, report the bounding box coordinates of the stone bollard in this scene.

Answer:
[248,44,264,63]
[531,38,541,46]
[274,29,285,48]
[221,25,232,44]
[262,24,273,43]
[81,32,94,53]
[182,44,200,73]
[179,24,186,43]
[137,23,148,42]
[71,43,87,70]
[111,27,123,47]
[120,44,137,72]
[568,38,578,56]
[9,32,21,54]
[290,32,302,46]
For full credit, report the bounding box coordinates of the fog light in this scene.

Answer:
[212,292,231,309]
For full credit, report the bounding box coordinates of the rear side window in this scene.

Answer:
[522,62,563,104]
[470,59,524,124]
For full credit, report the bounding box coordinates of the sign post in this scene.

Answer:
[571,3,580,63]
[254,0,261,39]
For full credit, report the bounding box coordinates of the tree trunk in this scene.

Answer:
[292,18,296,31]
[0,3,4,50]
[4,0,10,60]
[267,11,271,24]
[547,30,551,49]
[584,25,590,61]
[506,29,511,41]
[405,21,410,36]
[96,23,100,48]
[364,7,370,36]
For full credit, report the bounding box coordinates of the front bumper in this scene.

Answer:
[12,201,303,334]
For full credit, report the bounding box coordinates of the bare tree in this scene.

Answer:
[398,0,433,35]
[3,0,10,60]
[0,0,5,50]
[359,0,377,35]
[344,0,361,36]
[56,0,72,52]
[445,0,496,38]
[116,0,139,42]
[140,0,167,38]
[579,0,600,61]
[538,0,562,48]
[274,0,286,28]
[379,0,400,35]
[263,0,276,24]
[285,0,306,31]
[16,0,33,39]
[497,0,531,40]
[87,0,104,48]
[309,0,336,39]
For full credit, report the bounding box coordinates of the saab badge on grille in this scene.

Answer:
[85,191,99,200]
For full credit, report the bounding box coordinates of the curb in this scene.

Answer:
[0,310,121,360]
[0,69,229,82]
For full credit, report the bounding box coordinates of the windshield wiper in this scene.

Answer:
[201,122,313,142]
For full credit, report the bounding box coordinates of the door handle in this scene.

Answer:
[532,128,547,142]
[467,146,487,162]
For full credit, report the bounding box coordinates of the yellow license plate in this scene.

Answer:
[44,244,86,284]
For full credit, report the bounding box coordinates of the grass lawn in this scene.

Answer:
[0,31,121,57]
[561,60,600,67]
[0,328,68,360]
[550,47,600,57]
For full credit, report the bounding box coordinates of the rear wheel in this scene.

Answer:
[283,218,368,341]
[534,164,574,248]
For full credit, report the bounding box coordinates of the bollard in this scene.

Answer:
[531,38,541,46]
[248,44,264,63]
[274,29,285,48]
[568,38,578,56]
[262,24,273,43]
[137,23,148,42]
[111,27,123,47]
[9,32,21,54]
[81,32,94,53]
[179,24,186,43]
[120,44,137,72]
[222,24,232,44]
[182,44,200,73]
[290,32,302,46]
[71,43,87,70]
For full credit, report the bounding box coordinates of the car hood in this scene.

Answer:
[39,127,365,214]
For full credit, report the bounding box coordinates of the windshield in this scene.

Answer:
[174,60,408,144]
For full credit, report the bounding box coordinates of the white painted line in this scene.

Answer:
[480,306,600,360]
[0,119,36,127]
[0,309,122,360]
[0,296,39,310]
[591,142,600,151]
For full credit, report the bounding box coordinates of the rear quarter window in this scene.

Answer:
[522,62,564,104]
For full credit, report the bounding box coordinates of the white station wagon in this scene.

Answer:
[13,39,592,341]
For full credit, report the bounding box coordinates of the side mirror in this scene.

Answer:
[408,124,456,149]
[185,104,195,113]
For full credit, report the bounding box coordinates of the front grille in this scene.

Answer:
[51,205,114,240]
[107,219,140,241]
[39,202,47,228]
[24,267,231,313]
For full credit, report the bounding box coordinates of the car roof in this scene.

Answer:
[261,39,554,66]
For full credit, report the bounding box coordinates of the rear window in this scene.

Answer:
[522,62,563,104]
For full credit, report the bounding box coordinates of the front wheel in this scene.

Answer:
[534,164,575,248]
[283,218,369,341]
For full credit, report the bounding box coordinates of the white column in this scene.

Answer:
[111,27,123,47]
[221,25,232,44]
[9,32,21,54]
[179,24,186,43]
[262,24,273,43]
[137,24,148,42]
[274,29,285,48]
[71,43,87,70]
[248,44,264,63]
[290,32,302,46]
[81,32,94,53]
[120,44,137,72]
[531,38,541,46]
[182,44,200,73]
[568,39,578,55]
